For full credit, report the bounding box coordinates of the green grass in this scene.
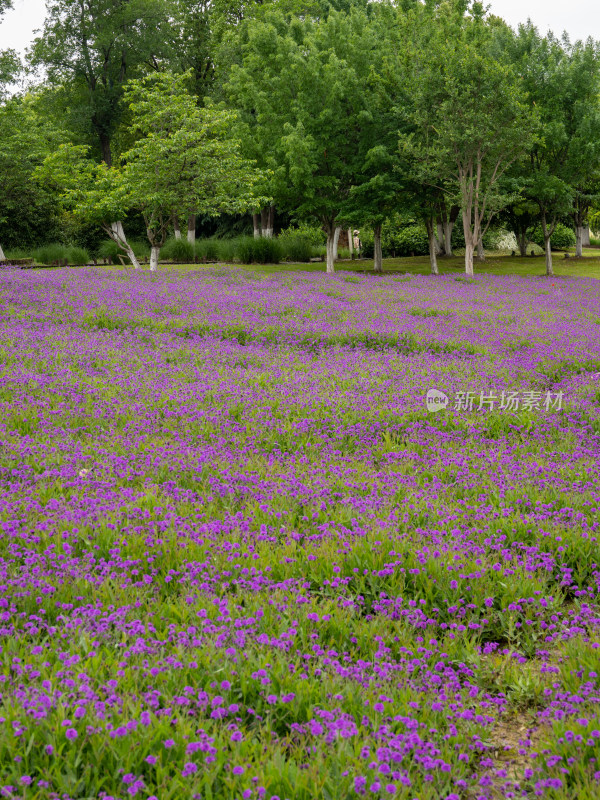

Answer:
[135,250,600,279]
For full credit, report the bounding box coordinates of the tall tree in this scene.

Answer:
[0,0,20,104]
[43,71,267,270]
[30,0,174,166]
[506,24,600,272]
[403,1,536,276]
[223,9,376,273]
[0,99,62,260]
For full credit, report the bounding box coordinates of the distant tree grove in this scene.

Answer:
[1,0,599,275]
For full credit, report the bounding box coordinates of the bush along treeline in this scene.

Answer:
[0,0,599,276]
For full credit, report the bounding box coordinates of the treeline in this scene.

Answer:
[0,0,599,276]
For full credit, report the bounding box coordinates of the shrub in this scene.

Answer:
[214,239,236,262]
[337,247,351,260]
[361,222,429,258]
[196,238,220,262]
[254,236,282,264]
[34,243,68,265]
[528,223,576,251]
[4,247,30,260]
[97,239,148,264]
[161,237,195,263]
[232,236,282,264]
[97,240,120,262]
[129,240,150,262]
[589,236,600,247]
[279,232,313,262]
[279,223,326,246]
[66,246,90,265]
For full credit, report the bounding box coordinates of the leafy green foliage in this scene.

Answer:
[361,221,429,258]
[528,222,576,251]
[161,237,196,263]
[402,0,537,274]
[30,0,175,165]
[0,99,63,249]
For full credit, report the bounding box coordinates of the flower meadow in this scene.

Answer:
[1,266,600,800]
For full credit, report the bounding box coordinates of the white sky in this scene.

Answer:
[0,0,598,58]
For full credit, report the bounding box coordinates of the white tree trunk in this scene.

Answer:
[443,221,454,256]
[150,246,160,272]
[0,243,5,261]
[575,225,584,257]
[187,214,196,245]
[348,228,353,258]
[125,245,141,270]
[173,215,182,240]
[333,226,341,261]
[464,241,474,276]
[582,225,590,246]
[373,224,383,273]
[545,235,554,276]
[462,209,475,276]
[109,222,140,269]
[426,222,439,275]
[326,230,336,274]
[253,214,261,239]
[261,206,274,238]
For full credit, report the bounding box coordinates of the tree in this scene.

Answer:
[43,72,267,270]
[0,98,63,260]
[31,0,174,166]
[506,25,600,269]
[223,10,377,273]
[0,0,20,103]
[30,0,175,252]
[403,1,536,276]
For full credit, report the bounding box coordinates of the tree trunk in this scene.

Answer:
[477,237,485,262]
[173,215,182,240]
[100,133,112,167]
[517,231,527,257]
[443,221,454,256]
[425,219,439,275]
[325,228,336,274]
[261,206,274,238]
[544,235,554,275]
[333,226,341,261]
[267,205,275,238]
[253,213,261,239]
[575,225,584,257]
[150,246,160,272]
[435,222,444,255]
[373,224,383,273]
[462,209,474,276]
[465,241,474,276]
[540,212,554,276]
[109,222,140,270]
[347,228,353,258]
[187,214,196,245]
[582,225,590,246]
[0,244,5,262]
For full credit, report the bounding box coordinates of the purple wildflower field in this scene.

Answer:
[1,266,600,800]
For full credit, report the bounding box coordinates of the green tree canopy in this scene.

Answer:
[42,71,268,270]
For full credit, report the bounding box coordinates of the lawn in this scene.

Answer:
[0,265,599,800]
[250,251,600,279]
